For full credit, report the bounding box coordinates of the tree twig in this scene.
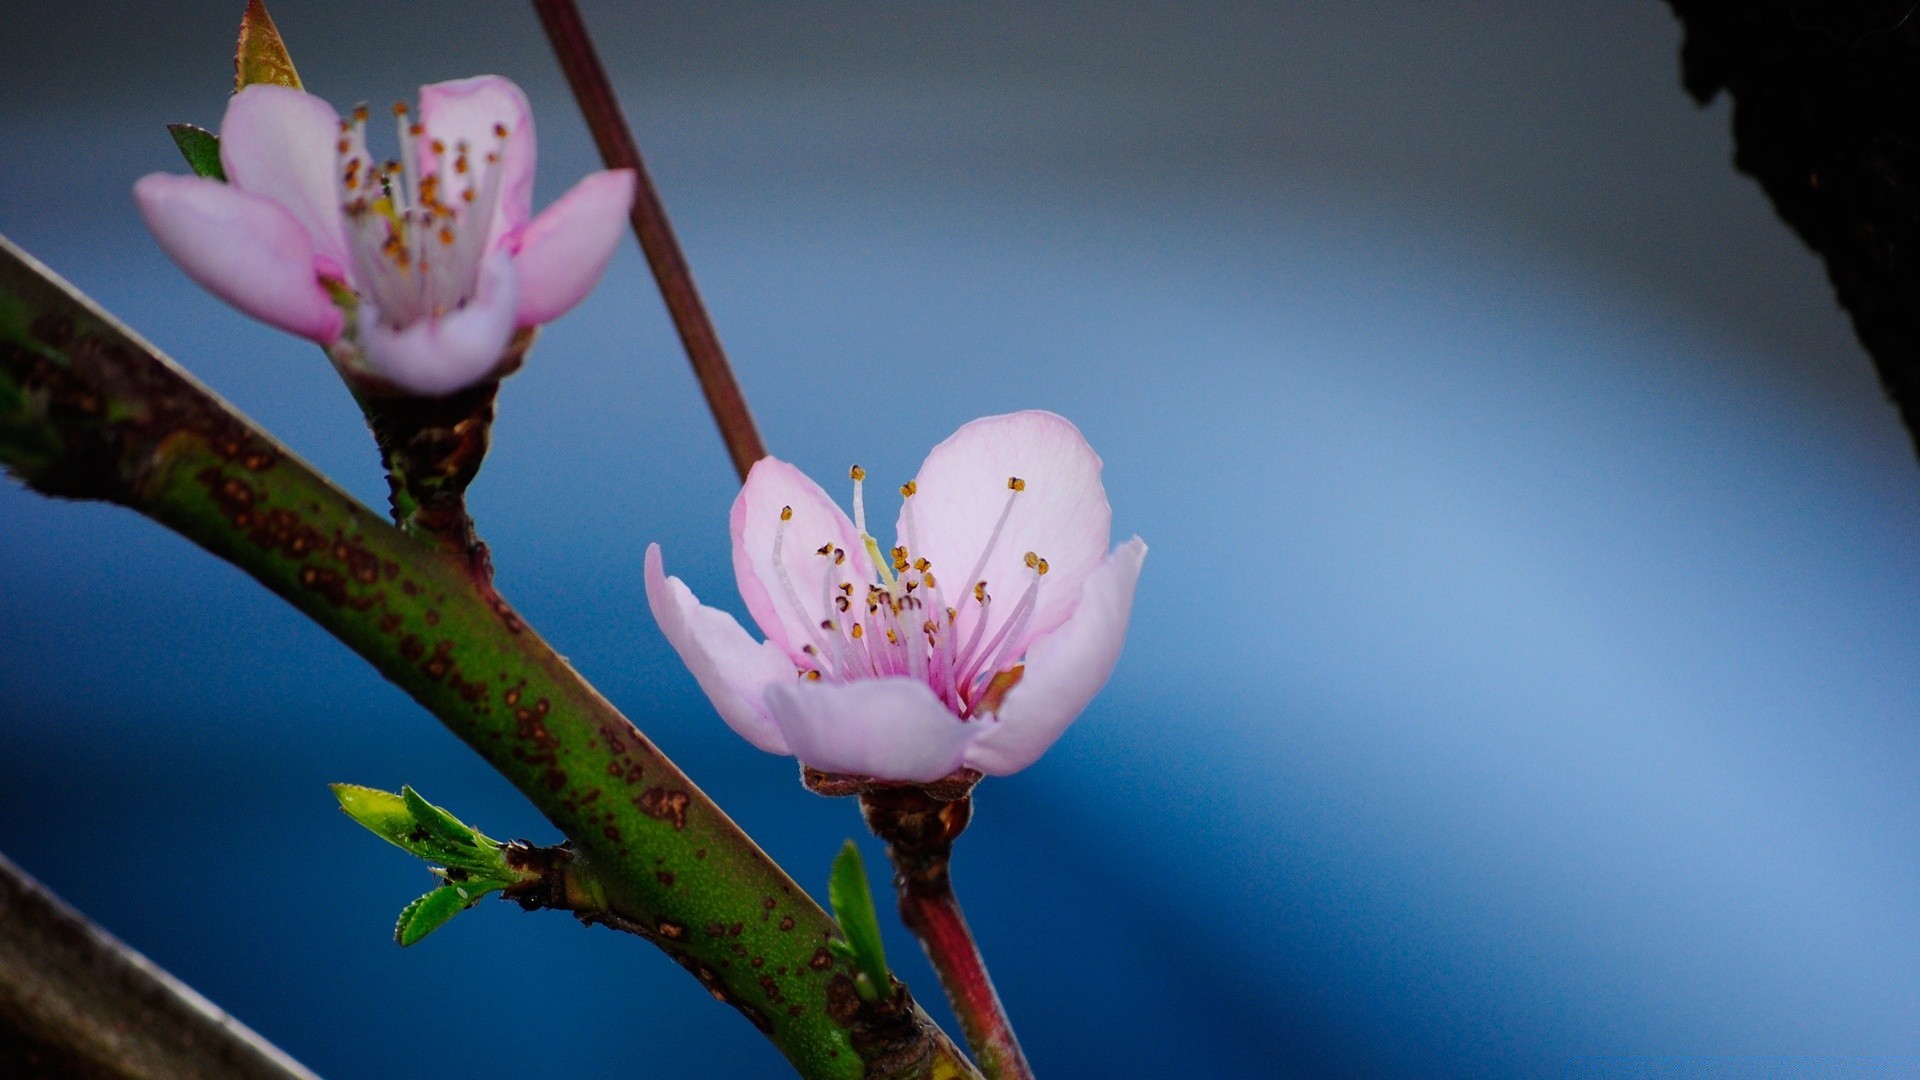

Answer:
[0,234,978,1080]
[530,0,768,481]
[0,849,319,1080]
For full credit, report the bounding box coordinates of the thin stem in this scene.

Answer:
[861,789,1035,1080]
[530,0,768,481]
[0,849,318,1079]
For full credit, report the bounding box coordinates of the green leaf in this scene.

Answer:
[332,783,507,875]
[234,0,301,90]
[331,783,416,847]
[394,880,509,947]
[400,785,486,850]
[827,841,890,1002]
[166,124,226,181]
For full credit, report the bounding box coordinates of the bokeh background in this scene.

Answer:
[5,2,1920,1076]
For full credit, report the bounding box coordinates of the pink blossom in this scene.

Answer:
[647,411,1147,782]
[134,77,635,396]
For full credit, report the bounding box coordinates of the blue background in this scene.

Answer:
[4,3,1920,1076]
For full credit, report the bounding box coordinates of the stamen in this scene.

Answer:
[849,465,867,536]
[954,477,1023,625]
[955,587,992,673]
[963,570,1040,696]
[771,506,837,674]
[901,488,925,570]
[818,552,855,678]
[393,104,418,212]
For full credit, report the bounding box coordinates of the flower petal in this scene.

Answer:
[510,169,635,326]
[418,75,536,247]
[765,677,974,782]
[217,85,349,273]
[359,251,518,395]
[901,411,1111,657]
[730,458,875,666]
[644,544,794,755]
[134,173,343,343]
[963,537,1145,776]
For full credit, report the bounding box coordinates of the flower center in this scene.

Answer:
[771,468,1048,717]
[336,102,507,330]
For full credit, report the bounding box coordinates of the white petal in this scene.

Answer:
[964,537,1146,775]
[765,677,974,782]
[729,458,875,665]
[902,411,1111,659]
[644,544,793,755]
[359,251,518,395]
[218,85,349,274]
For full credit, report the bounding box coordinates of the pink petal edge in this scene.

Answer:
[133,173,343,343]
[644,544,794,755]
[217,85,350,274]
[358,251,519,395]
[765,677,975,782]
[510,169,636,326]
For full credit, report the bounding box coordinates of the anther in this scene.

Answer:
[849,465,866,481]
[900,480,917,497]
[1009,476,1026,491]
[780,506,793,521]
[392,102,408,117]
[816,543,833,557]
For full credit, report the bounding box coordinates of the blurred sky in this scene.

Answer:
[4,2,1920,1077]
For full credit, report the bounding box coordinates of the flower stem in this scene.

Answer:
[861,789,1036,1080]
[354,378,501,579]
[530,0,768,482]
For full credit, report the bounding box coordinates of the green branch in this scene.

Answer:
[0,234,981,1080]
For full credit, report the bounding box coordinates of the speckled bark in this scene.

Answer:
[0,235,981,1080]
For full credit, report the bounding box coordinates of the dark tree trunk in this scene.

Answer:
[1666,0,1920,459]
